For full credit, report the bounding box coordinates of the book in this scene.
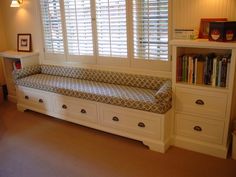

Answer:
[196,55,205,85]
[188,55,194,84]
[220,56,228,87]
[204,53,215,85]
[176,56,183,82]
[226,55,231,88]
[212,56,220,87]
[217,58,222,87]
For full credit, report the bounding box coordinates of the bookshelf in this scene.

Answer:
[0,51,39,102]
[170,39,236,158]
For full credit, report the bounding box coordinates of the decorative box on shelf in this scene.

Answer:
[209,21,236,42]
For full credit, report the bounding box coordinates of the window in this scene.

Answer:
[39,0,169,68]
[40,0,64,54]
[133,0,168,60]
[96,0,127,58]
[64,0,94,56]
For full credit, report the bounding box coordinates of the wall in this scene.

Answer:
[0,0,42,52]
[172,0,236,31]
[0,4,7,85]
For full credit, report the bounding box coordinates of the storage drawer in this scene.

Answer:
[175,113,224,144]
[17,86,51,111]
[175,87,227,119]
[53,95,98,123]
[99,104,161,139]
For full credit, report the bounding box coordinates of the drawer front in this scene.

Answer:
[175,87,227,119]
[17,87,51,111]
[53,95,98,123]
[175,113,224,144]
[100,105,161,139]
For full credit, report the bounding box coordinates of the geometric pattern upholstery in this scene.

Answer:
[14,65,172,114]
[15,65,169,90]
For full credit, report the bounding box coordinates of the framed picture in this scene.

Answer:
[198,18,227,39]
[17,33,32,52]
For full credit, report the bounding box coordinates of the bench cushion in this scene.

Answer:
[16,74,171,114]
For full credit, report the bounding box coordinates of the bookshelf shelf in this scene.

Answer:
[0,51,39,102]
[171,39,236,158]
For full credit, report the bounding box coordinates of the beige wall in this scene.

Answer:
[172,0,236,31]
[0,0,42,52]
[0,4,7,85]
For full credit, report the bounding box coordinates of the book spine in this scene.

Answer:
[212,57,217,87]
[217,59,222,87]
[226,57,231,88]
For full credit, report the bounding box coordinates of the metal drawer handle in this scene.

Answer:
[80,109,86,114]
[24,95,29,100]
[62,104,67,109]
[195,99,204,105]
[38,99,43,103]
[112,116,119,122]
[138,122,145,128]
[193,126,202,132]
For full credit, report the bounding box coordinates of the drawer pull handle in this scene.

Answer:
[38,99,43,103]
[112,116,119,122]
[24,96,29,100]
[138,122,145,128]
[81,109,86,114]
[193,126,202,132]
[62,104,67,109]
[195,99,204,105]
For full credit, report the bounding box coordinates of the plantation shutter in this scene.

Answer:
[96,0,128,58]
[133,0,168,60]
[64,0,94,56]
[40,0,64,55]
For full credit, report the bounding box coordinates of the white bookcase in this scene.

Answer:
[0,51,39,102]
[170,39,236,158]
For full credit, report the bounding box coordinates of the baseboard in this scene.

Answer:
[173,135,228,158]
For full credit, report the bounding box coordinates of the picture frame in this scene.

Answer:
[198,18,227,39]
[17,33,32,52]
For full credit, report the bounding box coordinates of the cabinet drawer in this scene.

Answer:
[175,87,227,119]
[175,113,224,144]
[17,87,51,111]
[53,95,98,123]
[100,105,161,139]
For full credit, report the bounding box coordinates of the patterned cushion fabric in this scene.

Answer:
[155,80,172,102]
[41,65,168,90]
[16,74,171,114]
[12,65,41,80]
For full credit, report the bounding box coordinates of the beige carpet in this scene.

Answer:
[0,101,236,177]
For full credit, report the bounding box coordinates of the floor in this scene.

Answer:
[0,101,236,177]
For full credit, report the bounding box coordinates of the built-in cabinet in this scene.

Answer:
[0,51,39,102]
[16,86,172,154]
[170,39,236,158]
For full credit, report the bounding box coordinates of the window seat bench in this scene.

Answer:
[14,65,173,153]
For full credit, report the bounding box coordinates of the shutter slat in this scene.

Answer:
[96,0,127,58]
[40,0,64,54]
[64,0,94,56]
[133,0,168,60]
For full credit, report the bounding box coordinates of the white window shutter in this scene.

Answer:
[96,0,128,58]
[40,0,64,55]
[133,0,168,60]
[64,0,94,56]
